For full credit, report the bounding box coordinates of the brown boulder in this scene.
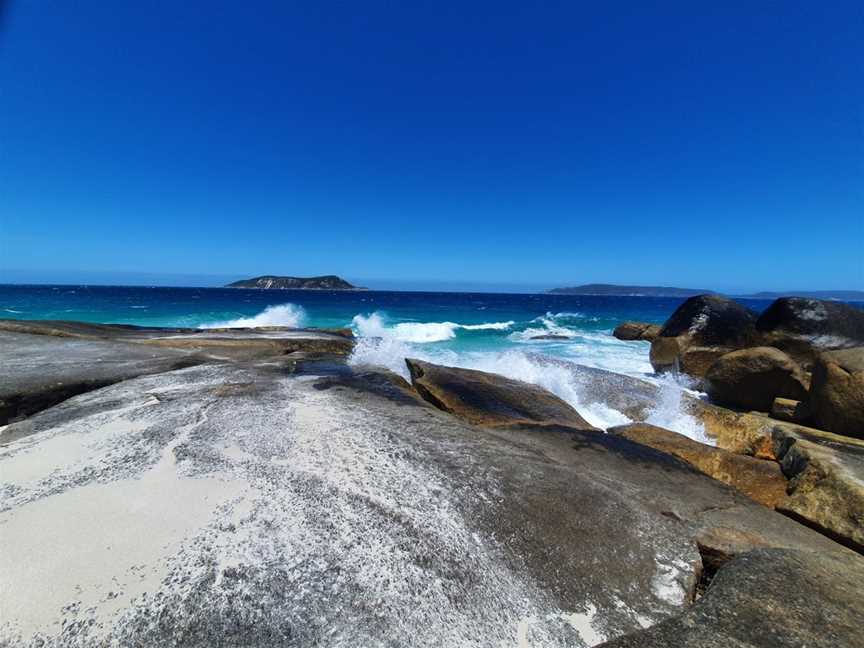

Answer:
[404,358,600,431]
[772,423,864,552]
[613,321,661,342]
[608,423,789,508]
[705,347,809,412]
[809,347,864,439]
[771,397,810,423]
[678,346,732,380]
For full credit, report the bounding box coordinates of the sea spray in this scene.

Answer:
[644,375,712,445]
[201,303,307,329]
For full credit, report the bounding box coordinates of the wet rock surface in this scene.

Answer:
[405,358,600,431]
[0,323,860,647]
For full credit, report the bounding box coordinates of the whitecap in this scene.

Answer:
[201,303,307,329]
[351,312,513,343]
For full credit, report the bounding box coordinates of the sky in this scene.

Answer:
[1,1,862,292]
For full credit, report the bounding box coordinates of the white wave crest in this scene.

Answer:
[510,312,582,341]
[351,312,513,344]
[202,303,307,329]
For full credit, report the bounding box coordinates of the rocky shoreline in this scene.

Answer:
[1,299,863,647]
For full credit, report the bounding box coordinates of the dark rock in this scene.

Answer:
[404,358,599,431]
[757,297,864,348]
[658,295,758,346]
[598,548,864,648]
[608,423,789,508]
[529,334,572,340]
[705,347,809,412]
[809,347,864,439]
[613,322,661,341]
[650,295,758,377]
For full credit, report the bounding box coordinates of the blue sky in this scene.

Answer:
[1,1,862,292]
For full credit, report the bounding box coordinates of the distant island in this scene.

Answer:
[548,284,715,297]
[548,284,864,301]
[226,275,363,290]
[740,290,864,301]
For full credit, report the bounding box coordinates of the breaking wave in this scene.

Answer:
[351,312,514,343]
[348,311,706,439]
[202,303,307,329]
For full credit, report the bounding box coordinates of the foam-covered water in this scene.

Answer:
[201,303,307,329]
[0,284,755,440]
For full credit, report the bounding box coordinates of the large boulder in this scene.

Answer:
[613,321,661,341]
[809,347,864,439]
[705,346,809,412]
[756,297,864,366]
[608,423,789,508]
[650,295,758,377]
[405,358,600,431]
[658,295,758,346]
[598,548,864,648]
[772,423,864,553]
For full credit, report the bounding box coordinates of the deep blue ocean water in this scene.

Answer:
[1,283,844,435]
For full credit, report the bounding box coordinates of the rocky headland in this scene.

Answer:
[1,298,863,647]
[226,275,362,290]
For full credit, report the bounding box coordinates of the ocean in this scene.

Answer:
[0,284,787,436]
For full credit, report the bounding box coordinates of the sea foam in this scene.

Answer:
[351,312,513,343]
[201,303,307,329]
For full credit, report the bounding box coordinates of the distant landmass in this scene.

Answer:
[738,290,864,301]
[548,284,715,297]
[226,275,362,290]
[548,284,864,301]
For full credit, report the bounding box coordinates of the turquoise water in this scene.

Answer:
[0,284,779,433]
